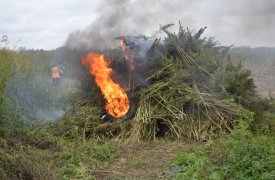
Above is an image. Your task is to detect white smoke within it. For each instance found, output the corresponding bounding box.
[65,0,275,49]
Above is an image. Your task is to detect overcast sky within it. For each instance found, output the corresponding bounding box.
[0,0,101,49]
[1,0,274,49]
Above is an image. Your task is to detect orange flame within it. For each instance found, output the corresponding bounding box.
[82,53,130,118]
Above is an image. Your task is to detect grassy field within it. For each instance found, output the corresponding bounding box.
[1,126,274,179]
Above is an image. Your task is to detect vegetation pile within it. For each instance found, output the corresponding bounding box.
[60,24,271,142]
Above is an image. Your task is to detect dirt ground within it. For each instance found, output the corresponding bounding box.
[92,139,199,179]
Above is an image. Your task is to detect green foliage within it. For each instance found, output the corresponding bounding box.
[0,127,114,179]
[0,127,8,138]
[83,140,114,161]
[226,69,256,102]
[130,25,252,141]
[0,137,37,180]
[224,130,274,179]
[0,35,29,129]
[161,25,275,137]
[55,138,113,179]
[166,149,210,179]
[228,47,275,131]
[0,36,13,124]
[53,124,114,178]
[5,54,77,126]
[0,43,85,128]
[166,128,275,179]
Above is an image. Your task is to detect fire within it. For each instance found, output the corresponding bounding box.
[82,53,130,118]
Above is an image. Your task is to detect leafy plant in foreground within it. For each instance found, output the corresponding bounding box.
[166,127,275,179]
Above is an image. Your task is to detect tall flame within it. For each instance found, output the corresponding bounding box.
[82,53,130,118]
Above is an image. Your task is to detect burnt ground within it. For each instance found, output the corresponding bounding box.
[92,139,200,179]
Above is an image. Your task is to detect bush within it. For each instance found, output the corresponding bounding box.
[0,35,30,129]
[224,129,274,179]
[166,148,210,179]
[0,128,8,138]
[166,128,275,179]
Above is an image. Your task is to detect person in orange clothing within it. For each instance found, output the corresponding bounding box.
[51,66,60,86]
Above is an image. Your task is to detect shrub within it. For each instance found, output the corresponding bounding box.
[166,148,210,179]
[223,129,275,179]
[166,128,275,179]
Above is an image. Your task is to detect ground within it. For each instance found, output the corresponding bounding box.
[0,132,202,179]
[92,139,200,179]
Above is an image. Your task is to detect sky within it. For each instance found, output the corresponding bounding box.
[0,0,101,49]
[1,0,274,50]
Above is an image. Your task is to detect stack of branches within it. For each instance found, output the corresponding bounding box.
[55,92,133,140]
[128,57,250,142]
[125,25,251,142]
[57,25,252,142]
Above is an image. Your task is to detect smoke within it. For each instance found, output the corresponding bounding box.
[5,48,85,124]
[65,0,275,49]
[212,0,275,46]
[65,0,201,50]
[63,0,275,102]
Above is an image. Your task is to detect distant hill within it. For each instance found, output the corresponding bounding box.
[250,64,275,97]
[230,47,275,97]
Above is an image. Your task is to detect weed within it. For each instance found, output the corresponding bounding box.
[166,128,275,179]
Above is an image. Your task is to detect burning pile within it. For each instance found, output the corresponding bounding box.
[74,24,252,142]
[82,53,130,118]
[81,35,154,120]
